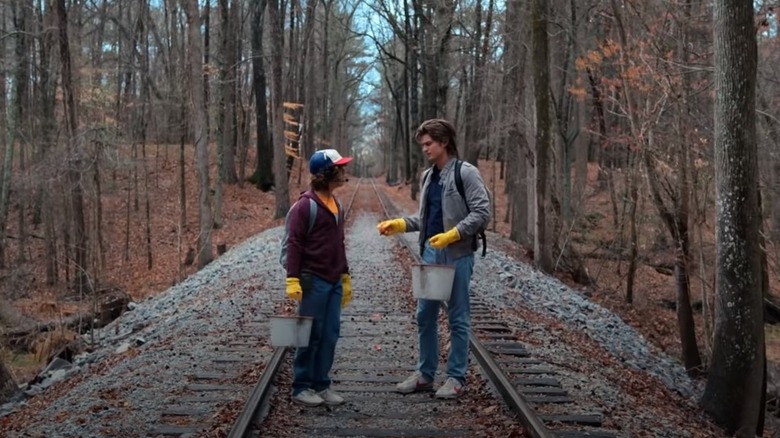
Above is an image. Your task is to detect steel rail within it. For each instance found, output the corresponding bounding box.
[470,333,554,438]
[227,347,287,438]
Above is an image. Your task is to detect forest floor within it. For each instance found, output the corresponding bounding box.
[1,145,779,429]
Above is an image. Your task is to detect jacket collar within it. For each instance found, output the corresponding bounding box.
[438,157,458,176]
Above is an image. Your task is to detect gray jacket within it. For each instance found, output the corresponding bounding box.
[403,158,491,259]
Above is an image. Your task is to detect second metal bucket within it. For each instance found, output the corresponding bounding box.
[411,264,455,301]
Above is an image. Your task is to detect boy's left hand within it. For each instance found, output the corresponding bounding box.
[341,274,352,308]
[429,227,460,249]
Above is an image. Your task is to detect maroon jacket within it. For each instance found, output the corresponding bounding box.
[283,190,348,284]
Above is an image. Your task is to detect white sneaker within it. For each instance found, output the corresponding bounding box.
[396,371,433,394]
[293,389,324,406]
[318,388,345,405]
[435,377,464,399]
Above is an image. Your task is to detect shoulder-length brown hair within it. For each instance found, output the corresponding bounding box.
[415,119,459,158]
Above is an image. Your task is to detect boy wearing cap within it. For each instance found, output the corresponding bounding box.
[283,148,353,407]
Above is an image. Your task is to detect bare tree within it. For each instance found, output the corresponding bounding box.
[218,0,239,185]
[214,0,240,228]
[0,0,18,269]
[183,0,213,268]
[462,0,494,166]
[139,0,153,270]
[531,0,553,273]
[269,0,290,219]
[249,0,274,191]
[56,0,89,292]
[701,0,764,435]
[299,0,318,161]
[503,0,531,247]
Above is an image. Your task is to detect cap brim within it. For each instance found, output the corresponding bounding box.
[334,156,353,166]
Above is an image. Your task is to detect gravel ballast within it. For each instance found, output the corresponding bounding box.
[1,213,721,437]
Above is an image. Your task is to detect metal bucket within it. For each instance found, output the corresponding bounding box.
[270,316,313,347]
[411,264,455,301]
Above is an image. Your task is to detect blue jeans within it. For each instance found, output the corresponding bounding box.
[292,273,342,395]
[416,243,474,385]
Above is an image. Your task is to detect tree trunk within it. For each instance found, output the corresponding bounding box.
[90,0,108,87]
[4,0,31,267]
[124,171,131,262]
[183,0,213,268]
[203,0,211,129]
[214,0,225,229]
[56,0,88,293]
[43,188,57,285]
[269,0,290,219]
[237,102,249,187]
[315,0,330,147]
[552,0,577,223]
[33,0,56,228]
[179,93,187,232]
[140,0,153,270]
[93,143,106,274]
[0,359,16,404]
[142,142,153,270]
[504,0,530,247]
[573,83,588,214]
[625,170,638,304]
[219,0,239,185]
[299,0,317,161]
[249,0,274,192]
[0,76,14,269]
[531,0,552,273]
[701,1,764,435]
[671,0,702,373]
[587,69,612,194]
[409,10,421,199]
[462,0,484,165]
[286,0,299,102]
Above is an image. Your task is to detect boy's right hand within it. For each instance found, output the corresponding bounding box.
[286,277,303,301]
[377,218,406,236]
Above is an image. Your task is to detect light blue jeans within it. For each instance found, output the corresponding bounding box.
[292,273,342,395]
[416,243,474,385]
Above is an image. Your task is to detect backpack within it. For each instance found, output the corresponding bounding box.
[422,160,488,257]
[279,198,318,268]
[279,196,343,268]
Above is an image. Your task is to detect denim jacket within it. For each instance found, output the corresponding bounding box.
[403,158,491,259]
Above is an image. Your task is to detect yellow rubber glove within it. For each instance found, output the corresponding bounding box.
[286,277,303,301]
[377,218,406,236]
[341,274,352,309]
[429,227,461,249]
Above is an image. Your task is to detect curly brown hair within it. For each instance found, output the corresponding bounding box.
[415,119,459,158]
[311,172,331,191]
[310,165,342,191]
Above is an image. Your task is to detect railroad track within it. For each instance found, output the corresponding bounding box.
[223,177,621,438]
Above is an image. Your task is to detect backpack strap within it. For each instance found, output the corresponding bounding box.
[308,198,317,233]
[455,160,487,257]
[454,160,465,199]
[280,197,318,268]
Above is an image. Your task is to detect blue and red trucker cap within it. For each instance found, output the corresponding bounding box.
[309,149,353,175]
